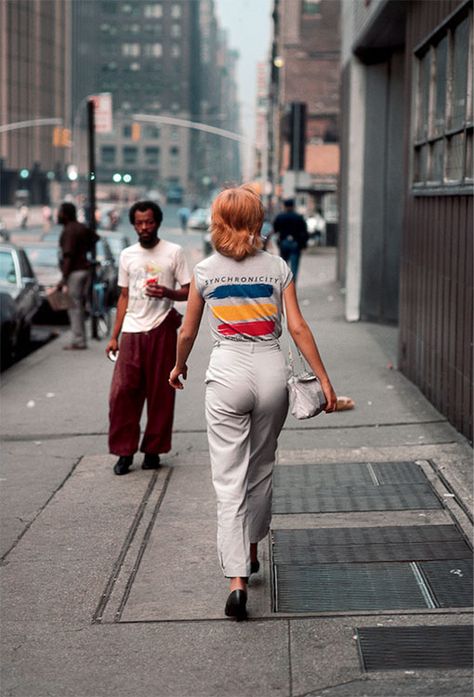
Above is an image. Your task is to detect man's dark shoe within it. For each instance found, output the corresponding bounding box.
[250,560,260,575]
[113,455,133,476]
[142,453,161,470]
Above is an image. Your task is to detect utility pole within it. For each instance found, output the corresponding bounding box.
[87,98,98,339]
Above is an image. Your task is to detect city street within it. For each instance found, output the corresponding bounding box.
[1,244,472,697]
[0,203,208,369]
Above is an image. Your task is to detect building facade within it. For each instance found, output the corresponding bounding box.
[0,0,70,204]
[71,0,240,201]
[269,0,340,227]
[338,0,473,440]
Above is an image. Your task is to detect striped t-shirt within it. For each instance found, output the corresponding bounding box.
[194,250,293,342]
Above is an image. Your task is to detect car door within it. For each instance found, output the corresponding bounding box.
[17,249,41,323]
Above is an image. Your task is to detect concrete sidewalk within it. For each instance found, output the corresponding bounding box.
[1,249,472,697]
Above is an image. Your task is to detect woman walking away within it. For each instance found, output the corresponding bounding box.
[169,185,337,620]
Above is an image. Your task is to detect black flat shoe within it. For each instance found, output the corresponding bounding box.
[225,589,247,621]
[250,560,260,575]
[142,453,160,470]
[113,455,133,476]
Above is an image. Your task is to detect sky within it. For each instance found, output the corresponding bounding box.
[215,0,273,177]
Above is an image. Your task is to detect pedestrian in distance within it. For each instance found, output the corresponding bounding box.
[273,198,309,280]
[57,201,99,350]
[17,204,29,229]
[106,200,191,476]
[169,185,337,620]
[178,205,190,232]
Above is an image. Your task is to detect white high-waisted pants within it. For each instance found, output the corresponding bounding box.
[205,340,289,577]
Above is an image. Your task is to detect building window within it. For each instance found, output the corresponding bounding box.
[123,124,132,138]
[145,43,162,57]
[144,4,162,18]
[122,43,140,56]
[123,146,138,165]
[302,0,321,16]
[144,125,160,138]
[170,146,179,160]
[171,44,181,58]
[412,5,473,190]
[145,147,160,165]
[171,24,181,38]
[101,146,116,164]
[171,4,182,19]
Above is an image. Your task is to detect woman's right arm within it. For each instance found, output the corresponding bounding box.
[169,278,205,389]
[105,287,128,356]
[283,281,337,412]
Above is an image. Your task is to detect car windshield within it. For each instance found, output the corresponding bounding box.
[24,246,59,267]
[0,250,17,284]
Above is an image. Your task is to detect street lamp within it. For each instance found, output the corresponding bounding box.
[112,173,122,183]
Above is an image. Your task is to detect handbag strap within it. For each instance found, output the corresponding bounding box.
[283,311,310,377]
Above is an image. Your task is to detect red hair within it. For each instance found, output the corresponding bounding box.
[210,184,264,260]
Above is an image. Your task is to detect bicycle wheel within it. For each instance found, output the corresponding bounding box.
[96,310,111,340]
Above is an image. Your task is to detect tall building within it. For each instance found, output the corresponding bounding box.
[71,0,240,200]
[269,0,340,229]
[0,0,70,204]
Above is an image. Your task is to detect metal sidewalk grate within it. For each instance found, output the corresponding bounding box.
[356,625,474,671]
[419,559,474,608]
[272,526,473,613]
[272,483,441,513]
[272,462,442,513]
[272,525,472,565]
[274,563,429,612]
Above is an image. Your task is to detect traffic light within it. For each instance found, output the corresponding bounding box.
[61,128,71,147]
[53,127,62,147]
[288,102,306,171]
[52,127,71,147]
[131,123,141,141]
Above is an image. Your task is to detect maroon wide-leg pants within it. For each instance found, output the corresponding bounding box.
[108,310,181,456]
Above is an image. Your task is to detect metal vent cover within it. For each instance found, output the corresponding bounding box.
[356,625,473,671]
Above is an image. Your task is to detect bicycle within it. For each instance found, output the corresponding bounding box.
[90,278,111,340]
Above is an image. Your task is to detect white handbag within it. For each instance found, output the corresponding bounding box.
[286,339,327,420]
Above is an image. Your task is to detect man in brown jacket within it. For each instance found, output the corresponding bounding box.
[57,202,99,350]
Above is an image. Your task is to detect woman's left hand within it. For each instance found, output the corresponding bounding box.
[321,380,337,413]
[169,364,188,390]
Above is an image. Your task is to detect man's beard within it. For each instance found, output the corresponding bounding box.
[139,236,158,249]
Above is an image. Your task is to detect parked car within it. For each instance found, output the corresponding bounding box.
[22,242,64,322]
[27,236,119,310]
[166,185,184,204]
[0,242,41,367]
[188,208,211,230]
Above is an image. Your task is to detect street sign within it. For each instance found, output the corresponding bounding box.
[90,93,113,133]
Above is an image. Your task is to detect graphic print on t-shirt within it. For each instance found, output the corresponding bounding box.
[129,261,163,302]
[207,283,277,337]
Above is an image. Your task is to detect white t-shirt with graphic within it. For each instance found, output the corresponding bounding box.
[194,250,293,342]
[118,239,191,333]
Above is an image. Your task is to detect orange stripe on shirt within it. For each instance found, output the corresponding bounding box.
[211,303,277,322]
